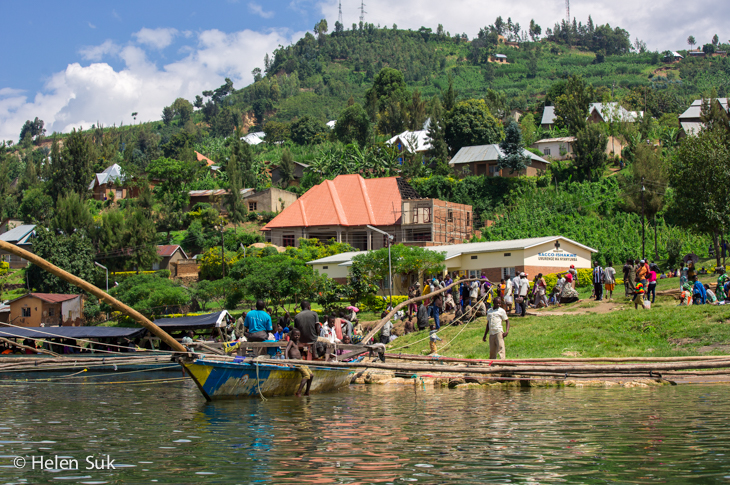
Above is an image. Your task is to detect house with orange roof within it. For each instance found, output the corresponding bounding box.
[262,174,473,250]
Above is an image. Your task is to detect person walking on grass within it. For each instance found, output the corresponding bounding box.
[592,261,605,301]
[482,297,510,359]
[633,282,647,309]
[429,324,442,354]
[604,261,616,300]
[647,265,658,304]
[518,272,530,317]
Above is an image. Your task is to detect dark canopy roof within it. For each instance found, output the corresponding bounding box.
[153,311,231,331]
[0,326,146,340]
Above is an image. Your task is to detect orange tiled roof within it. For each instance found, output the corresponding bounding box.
[196,151,215,166]
[262,174,403,230]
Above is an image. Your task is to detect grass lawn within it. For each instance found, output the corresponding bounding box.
[0,269,27,302]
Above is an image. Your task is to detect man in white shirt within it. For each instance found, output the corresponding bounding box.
[505,276,514,312]
[518,272,530,317]
[604,261,617,300]
[482,297,510,359]
[511,274,521,314]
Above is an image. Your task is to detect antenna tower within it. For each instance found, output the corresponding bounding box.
[338,0,343,25]
[565,0,570,23]
[359,0,366,23]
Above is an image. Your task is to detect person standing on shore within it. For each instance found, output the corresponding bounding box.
[592,261,605,301]
[483,297,510,359]
[627,259,637,297]
[604,261,616,300]
[647,265,658,304]
[518,272,530,317]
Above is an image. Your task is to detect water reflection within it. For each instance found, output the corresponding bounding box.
[1,374,730,483]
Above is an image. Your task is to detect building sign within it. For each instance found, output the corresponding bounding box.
[537,249,578,262]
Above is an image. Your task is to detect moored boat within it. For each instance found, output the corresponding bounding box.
[183,356,353,400]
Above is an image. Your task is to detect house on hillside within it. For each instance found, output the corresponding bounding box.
[387,130,432,163]
[449,144,550,177]
[261,174,473,249]
[188,188,255,211]
[242,132,265,145]
[0,224,36,269]
[196,151,220,175]
[678,97,729,137]
[89,164,138,201]
[541,103,642,129]
[9,293,84,327]
[531,136,625,160]
[491,54,508,63]
[242,187,298,213]
[154,245,189,271]
[0,219,24,235]
[270,161,309,187]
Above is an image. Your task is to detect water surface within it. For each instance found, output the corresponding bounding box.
[1,373,730,484]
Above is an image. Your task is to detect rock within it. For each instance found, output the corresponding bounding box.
[447,378,466,388]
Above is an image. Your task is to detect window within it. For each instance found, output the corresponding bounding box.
[489,165,500,177]
[448,209,453,222]
[469,270,478,278]
[48,308,55,317]
[322,266,328,270]
[22,307,31,317]
[470,255,478,260]
[466,212,471,226]
[116,189,123,199]
[423,207,431,223]
[152,262,160,270]
[543,148,551,156]
[282,235,295,247]
[476,164,487,176]
[249,202,257,212]
[412,207,418,223]
[504,253,511,257]
[503,267,516,279]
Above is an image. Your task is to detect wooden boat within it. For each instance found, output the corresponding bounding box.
[183,356,354,401]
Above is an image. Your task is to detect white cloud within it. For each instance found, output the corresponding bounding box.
[79,40,120,61]
[248,2,275,19]
[318,0,730,51]
[133,27,179,49]
[0,29,297,141]
[88,22,96,29]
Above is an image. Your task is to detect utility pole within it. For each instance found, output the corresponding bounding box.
[217,225,225,278]
[565,0,570,23]
[641,177,646,260]
[367,225,394,307]
[359,0,366,24]
[94,262,108,292]
[338,0,343,26]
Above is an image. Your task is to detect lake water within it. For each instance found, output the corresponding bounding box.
[1,373,730,484]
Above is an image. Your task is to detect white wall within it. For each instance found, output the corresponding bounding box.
[523,241,593,269]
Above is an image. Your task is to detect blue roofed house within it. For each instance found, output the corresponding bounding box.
[0,224,36,269]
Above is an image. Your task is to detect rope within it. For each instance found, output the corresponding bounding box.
[253,357,267,401]
[0,377,188,386]
[389,291,490,352]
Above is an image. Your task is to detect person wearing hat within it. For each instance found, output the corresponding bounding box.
[518,272,530,317]
[636,259,648,290]
[633,282,647,309]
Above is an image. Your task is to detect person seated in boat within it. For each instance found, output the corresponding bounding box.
[319,315,341,361]
[337,335,351,357]
[244,300,273,342]
[294,301,320,345]
[285,329,313,397]
[277,312,292,331]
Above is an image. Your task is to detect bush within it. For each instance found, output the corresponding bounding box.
[360,294,409,313]
[0,261,9,277]
[576,268,592,287]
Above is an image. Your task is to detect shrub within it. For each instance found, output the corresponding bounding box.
[576,268,592,287]
[0,261,9,277]
[360,294,409,313]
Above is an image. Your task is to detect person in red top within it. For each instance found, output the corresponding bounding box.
[647,266,658,304]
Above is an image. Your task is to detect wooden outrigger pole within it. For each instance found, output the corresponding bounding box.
[0,240,187,353]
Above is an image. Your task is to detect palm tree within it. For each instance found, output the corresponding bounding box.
[687,35,696,51]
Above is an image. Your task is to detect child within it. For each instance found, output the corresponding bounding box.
[285,329,313,397]
[633,282,647,309]
[429,324,442,354]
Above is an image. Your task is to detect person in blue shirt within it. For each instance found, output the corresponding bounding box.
[692,276,707,305]
[244,300,273,341]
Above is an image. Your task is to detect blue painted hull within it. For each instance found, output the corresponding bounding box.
[183,359,354,400]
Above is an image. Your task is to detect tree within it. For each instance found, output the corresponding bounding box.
[669,131,730,266]
[365,67,409,119]
[441,73,457,111]
[334,103,371,147]
[445,99,504,155]
[263,121,290,145]
[351,245,446,289]
[278,148,296,187]
[28,229,97,294]
[712,34,720,46]
[290,116,328,145]
[573,123,608,181]
[229,126,259,189]
[105,273,190,315]
[426,98,449,165]
[519,113,538,147]
[50,128,93,202]
[529,20,542,41]
[51,192,93,236]
[124,207,160,272]
[162,106,174,126]
[553,76,592,135]
[19,117,45,144]
[19,188,53,223]
[497,121,532,174]
[687,35,696,50]
[171,98,194,124]
[225,151,247,226]
[193,278,234,310]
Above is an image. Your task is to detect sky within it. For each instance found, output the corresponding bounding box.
[0,0,727,142]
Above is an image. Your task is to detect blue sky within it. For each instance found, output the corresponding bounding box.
[1,0,726,141]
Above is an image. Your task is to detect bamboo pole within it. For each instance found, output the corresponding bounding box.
[252,357,730,375]
[0,240,187,354]
[362,277,481,343]
[384,353,730,364]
